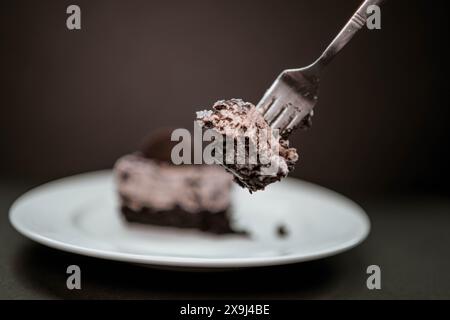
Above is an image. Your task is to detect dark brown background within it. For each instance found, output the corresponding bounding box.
[1,0,448,196]
[1,0,450,300]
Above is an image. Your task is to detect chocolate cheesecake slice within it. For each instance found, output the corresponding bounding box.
[114,131,241,234]
[196,99,298,192]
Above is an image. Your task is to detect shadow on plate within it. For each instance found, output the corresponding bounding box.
[13,242,350,299]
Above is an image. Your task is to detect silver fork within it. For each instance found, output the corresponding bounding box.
[257,0,384,137]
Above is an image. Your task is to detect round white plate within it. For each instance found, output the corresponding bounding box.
[9,171,369,270]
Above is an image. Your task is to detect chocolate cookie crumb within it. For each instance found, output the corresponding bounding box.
[277,224,289,238]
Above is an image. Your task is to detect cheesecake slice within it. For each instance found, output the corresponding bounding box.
[114,130,243,234]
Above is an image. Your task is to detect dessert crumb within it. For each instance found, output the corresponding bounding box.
[277,224,289,238]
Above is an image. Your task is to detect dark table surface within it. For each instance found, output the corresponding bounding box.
[1,180,449,299]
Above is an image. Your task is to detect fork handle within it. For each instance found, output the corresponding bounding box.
[313,0,384,70]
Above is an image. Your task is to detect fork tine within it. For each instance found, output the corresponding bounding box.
[257,70,317,135]
[285,113,303,132]
[257,96,275,116]
[286,110,313,132]
[271,104,297,132]
[257,81,281,114]
[264,99,285,123]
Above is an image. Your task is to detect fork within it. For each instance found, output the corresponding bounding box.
[257,0,384,137]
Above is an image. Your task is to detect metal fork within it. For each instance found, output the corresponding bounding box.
[257,0,384,137]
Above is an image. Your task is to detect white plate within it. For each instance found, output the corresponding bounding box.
[9,171,369,270]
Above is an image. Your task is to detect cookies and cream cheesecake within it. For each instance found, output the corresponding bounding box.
[114,130,243,234]
[196,99,299,192]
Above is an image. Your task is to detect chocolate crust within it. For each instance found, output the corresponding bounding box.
[121,205,244,235]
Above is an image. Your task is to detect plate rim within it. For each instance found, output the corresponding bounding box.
[9,170,371,268]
